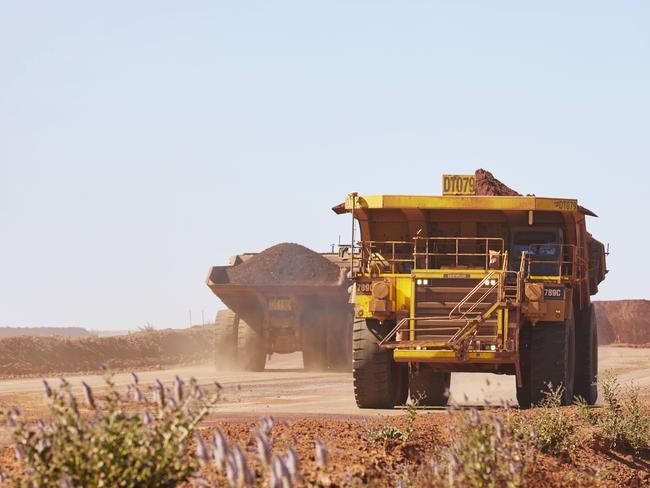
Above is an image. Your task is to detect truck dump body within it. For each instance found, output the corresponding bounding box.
[206,244,353,371]
[206,264,349,354]
[336,173,607,409]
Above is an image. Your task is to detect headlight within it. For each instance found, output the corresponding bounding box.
[415,279,429,286]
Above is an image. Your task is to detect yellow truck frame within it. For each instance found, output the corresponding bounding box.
[334,191,607,408]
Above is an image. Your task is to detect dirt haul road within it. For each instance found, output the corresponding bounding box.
[0,346,648,422]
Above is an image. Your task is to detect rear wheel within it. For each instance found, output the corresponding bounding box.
[302,325,327,371]
[574,304,598,405]
[520,315,576,407]
[237,318,267,371]
[214,309,238,371]
[409,365,450,406]
[353,319,407,408]
[325,311,353,371]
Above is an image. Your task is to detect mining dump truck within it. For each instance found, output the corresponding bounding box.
[206,243,353,371]
[333,173,607,408]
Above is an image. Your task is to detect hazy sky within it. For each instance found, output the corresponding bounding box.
[1,1,648,330]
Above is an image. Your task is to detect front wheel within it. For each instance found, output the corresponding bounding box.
[519,314,575,408]
[353,319,407,408]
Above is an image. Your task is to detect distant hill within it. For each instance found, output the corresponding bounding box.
[0,327,90,338]
[594,299,650,345]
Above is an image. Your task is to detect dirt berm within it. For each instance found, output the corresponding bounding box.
[0,327,89,338]
[226,242,340,285]
[0,326,215,379]
[595,299,650,346]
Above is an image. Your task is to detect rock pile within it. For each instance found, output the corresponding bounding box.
[475,169,521,196]
[226,243,340,285]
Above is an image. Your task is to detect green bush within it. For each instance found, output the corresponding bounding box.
[423,408,528,488]
[364,424,407,442]
[364,402,418,443]
[2,372,220,487]
[515,385,578,456]
[588,373,650,453]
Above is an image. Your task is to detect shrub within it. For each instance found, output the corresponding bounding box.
[515,385,578,456]
[423,408,528,488]
[364,424,407,442]
[363,402,418,443]
[2,372,220,487]
[590,373,650,453]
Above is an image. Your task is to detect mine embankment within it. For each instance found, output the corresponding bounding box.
[595,299,650,346]
[0,327,89,338]
[0,326,215,378]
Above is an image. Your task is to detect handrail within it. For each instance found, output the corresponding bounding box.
[448,270,499,321]
[448,252,509,321]
[378,303,502,355]
[352,236,506,276]
[521,244,584,282]
[413,236,505,271]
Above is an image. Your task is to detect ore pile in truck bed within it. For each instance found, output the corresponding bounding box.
[225,243,340,285]
[475,168,521,196]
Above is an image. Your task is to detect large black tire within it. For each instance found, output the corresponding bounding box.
[574,304,598,405]
[353,319,408,408]
[516,322,532,408]
[237,318,267,371]
[409,366,450,407]
[520,315,576,407]
[302,325,327,371]
[214,310,238,371]
[325,312,354,371]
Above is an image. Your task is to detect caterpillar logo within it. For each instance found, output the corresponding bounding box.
[442,174,476,195]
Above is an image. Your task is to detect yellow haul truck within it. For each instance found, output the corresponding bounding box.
[333,175,607,409]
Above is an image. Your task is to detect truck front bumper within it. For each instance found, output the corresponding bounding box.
[393,349,518,364]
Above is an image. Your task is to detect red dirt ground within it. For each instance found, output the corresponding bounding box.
[3,410,648,486]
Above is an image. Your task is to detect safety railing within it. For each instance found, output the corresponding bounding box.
[355,240,414,275]
[521,244,585,282]
[414,237,505,271]
[352,237,506,276]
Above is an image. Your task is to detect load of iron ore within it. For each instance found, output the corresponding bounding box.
[226,243,341,285]
[475,169,521,196]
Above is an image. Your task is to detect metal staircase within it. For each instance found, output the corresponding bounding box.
[380,253,519,358]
